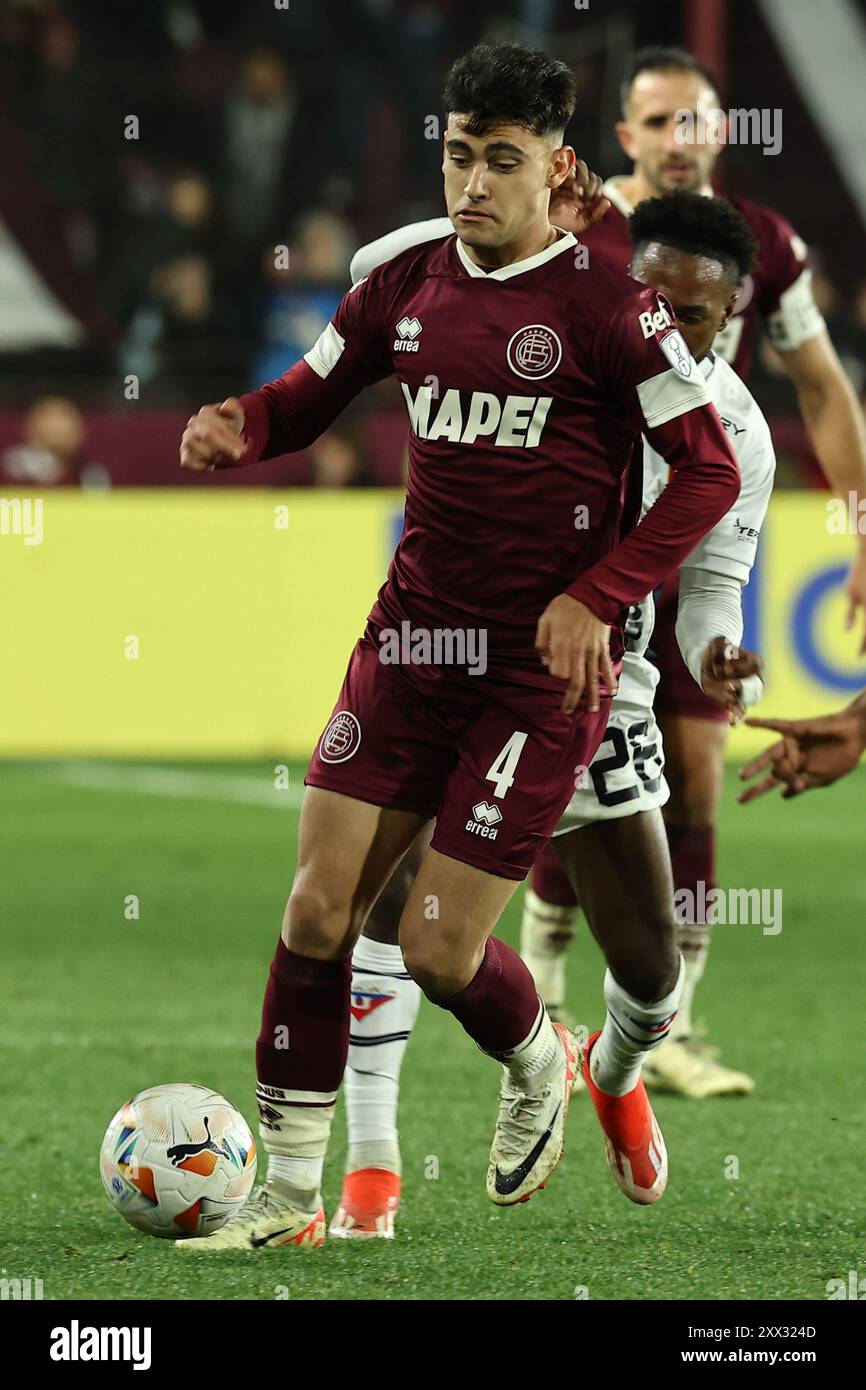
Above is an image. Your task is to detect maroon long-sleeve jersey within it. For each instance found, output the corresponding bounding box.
[238,230,739,672]
[580,179,825,378]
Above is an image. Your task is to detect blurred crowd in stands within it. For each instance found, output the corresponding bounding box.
[2,0,866,489]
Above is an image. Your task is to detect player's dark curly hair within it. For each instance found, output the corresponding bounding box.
[629,191,759,283]
[442,43,577,139]
[620,46,719,114]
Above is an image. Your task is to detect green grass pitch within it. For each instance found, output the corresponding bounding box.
[1,760,863,1301]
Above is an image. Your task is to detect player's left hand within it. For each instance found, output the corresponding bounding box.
[535,593,617,714]
[699,636,763,724]
[549,159,611,236]
[843,546,866,655]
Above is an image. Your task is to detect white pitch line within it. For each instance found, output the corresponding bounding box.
[33,762,305,809]
[0,1032,252,1051]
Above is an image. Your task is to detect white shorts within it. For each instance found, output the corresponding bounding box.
[554,655,669,833]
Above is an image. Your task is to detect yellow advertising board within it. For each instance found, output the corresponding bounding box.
[1,489,863,760]
[0,490,401,758]
[730,492,866,759]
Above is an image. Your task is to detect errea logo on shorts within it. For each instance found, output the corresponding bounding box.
[465,801,502,839]
[394,317,422,352]
[319,711,362,763]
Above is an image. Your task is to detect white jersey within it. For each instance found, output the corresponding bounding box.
[559,351,775,829]
[617,349,775,707]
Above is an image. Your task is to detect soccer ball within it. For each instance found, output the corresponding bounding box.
[99,1083,257,1239]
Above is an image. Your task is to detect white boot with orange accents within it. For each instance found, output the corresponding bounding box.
[176,1185,325,1252]
[486,1014,578,1206]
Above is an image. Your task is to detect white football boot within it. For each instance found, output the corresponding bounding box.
[642,1030,754,1099]
[175,1185,324,1252]
[486,1022,578,1206]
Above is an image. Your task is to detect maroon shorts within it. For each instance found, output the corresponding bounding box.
[306,631,612,881]
[652,572,728,725]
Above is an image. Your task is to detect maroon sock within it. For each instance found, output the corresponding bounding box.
[531,840,579,909]
[665,823,715,924]
[255,938,351,1093]
[433,936,541,1057]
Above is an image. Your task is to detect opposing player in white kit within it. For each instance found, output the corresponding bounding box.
[331,189,773,1234]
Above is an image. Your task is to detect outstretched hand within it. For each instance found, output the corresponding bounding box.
[738,706,866,802]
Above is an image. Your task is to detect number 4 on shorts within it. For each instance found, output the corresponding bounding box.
[485,731,528,799]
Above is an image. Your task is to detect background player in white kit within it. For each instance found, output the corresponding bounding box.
[332,189,772,1235]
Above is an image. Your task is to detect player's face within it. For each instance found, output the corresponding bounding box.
[443,114,574,257]
[617,72,721,194]
[631,242,738,361]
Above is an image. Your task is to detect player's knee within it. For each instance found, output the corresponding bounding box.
[401,935,479,1001]
[284,877,358,957]
[400,940,440,995]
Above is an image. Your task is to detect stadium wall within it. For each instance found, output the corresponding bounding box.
[2,490,864,761]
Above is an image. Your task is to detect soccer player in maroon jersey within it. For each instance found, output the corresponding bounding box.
[176,42,739,1252]
[522,46,866,1097]
[332,189,768,1237]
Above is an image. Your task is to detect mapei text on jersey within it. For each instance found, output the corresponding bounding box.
[401,383,553,448]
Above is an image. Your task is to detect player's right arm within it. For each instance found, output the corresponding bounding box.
[674,388,777,717]
[180,275,394,473]
[547,289,741,713]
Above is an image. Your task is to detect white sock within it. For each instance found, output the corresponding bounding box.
[266,1154,324,1212]
[256,1081,337,1211]
[344,935,421,1175]
[591,957,686,1096]
[504,1001,560,1085]
[520,888,580,1010]
[670,927,710,1040]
